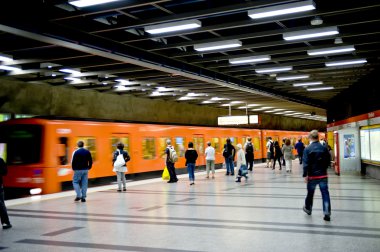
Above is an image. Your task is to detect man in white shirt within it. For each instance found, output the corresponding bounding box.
[266,137,274,168]
[205,141,215,179]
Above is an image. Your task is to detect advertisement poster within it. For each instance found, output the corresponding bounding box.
[344,134,355,158]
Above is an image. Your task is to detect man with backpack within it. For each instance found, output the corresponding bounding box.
[0,157,12,229]
[223,138,236,176]
[244,137,254,171]
[165,140,178,183]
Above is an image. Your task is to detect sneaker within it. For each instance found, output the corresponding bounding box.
[323,215,331,221]
[225,173,230,176]
[231,173,234,176]
[81,198,86,202]
[123,188,126,192]
[190,182,194,185]
[74,197,81,202]
[279,168,282,170]
[117,189,122,192]
[167,181,174,183]
[205,176,209,179]
[303,206,312,215]
[2,224,12,229]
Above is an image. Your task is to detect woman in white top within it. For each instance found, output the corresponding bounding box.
[235,144,248,182]
[282,139,294,172]
[204,142,216,179]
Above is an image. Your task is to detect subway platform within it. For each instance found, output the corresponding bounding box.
[1,161,380,252]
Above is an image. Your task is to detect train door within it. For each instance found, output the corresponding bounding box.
[111,134,132,173]
[193,135,205,166]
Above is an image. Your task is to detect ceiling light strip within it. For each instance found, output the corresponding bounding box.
[145,19,201,34]
[255,66,292,73]
[283,26,338,41]
[307,45,355,56]
[194,39,242,52]
[325,59,367,67]
[276,74,309,81]
[229,55,271,64]
[69,0,120,8]
[307,86,334,91]
[248,0,316,19]
[293,81,323,87]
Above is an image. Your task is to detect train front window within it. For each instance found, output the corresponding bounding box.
[0,125,42,164]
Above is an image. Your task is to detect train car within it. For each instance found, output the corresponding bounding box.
[0,118,263,194]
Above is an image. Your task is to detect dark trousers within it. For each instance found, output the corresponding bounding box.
[246,153,254,171]
[273,156,282,169]
[298,152,303,164]
[305,178,331,216]
[0,186,10,225]
[166,162,178,182]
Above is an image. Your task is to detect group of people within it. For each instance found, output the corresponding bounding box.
[0,130,332,231]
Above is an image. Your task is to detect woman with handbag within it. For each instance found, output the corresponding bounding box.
[112,142,130,192]
[282,139,294,173]
[235,144,248,182]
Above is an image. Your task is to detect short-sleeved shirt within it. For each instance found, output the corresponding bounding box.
[205,146,215,160]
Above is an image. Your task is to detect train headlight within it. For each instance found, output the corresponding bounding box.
[30,188,42,195]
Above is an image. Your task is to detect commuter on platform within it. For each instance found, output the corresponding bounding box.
[164,140,178,183]
[272,141,282,170]
[112,142,130,192]
[281,138,287,166]
[295,137,305,164]
[320,138,327,147]
[327,145,335,169]
[185,142,198,185]
[0,157,11,229]
[282,139,294,173]
[266,137,274,168]
[235,144,248,182]
[205,141,215,179]
[303,130,332,221]
[223,138,236,176]
[244,137,254,171]
[71,141,92,202]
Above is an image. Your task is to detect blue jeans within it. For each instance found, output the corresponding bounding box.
[73,170,89,199]
[225,157,234,175]
[187,163,195,182]
[305,178,331,216]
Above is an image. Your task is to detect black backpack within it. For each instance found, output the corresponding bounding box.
[246,142,254,153]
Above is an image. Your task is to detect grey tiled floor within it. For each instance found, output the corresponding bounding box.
[1,161,380,252]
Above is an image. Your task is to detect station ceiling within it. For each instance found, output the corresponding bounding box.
[1,0,379,122]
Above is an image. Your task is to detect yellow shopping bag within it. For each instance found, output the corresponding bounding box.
[162,166,170,181]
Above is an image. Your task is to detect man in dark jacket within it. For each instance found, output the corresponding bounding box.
[302,130,331,221]
[295,137,305,164]
[0,157,12,229]
[72,141,92,202]
[223,138,236,176]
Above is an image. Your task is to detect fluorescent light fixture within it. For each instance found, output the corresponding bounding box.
[59,68,81,75]
[64,77,81,82]
[194,39,242,52]
[255,66,292,73]
[307,86,334,91]
[145,19,201,34]
[229,55,271,64]
[272,109,285,111]
[69,0,119,8]
[264,110,276,113]
[325,59,367,67]
[261,106,274,109]
[202,101,214,104]
[291,112,303,115]
[307,45,355,56]
[211,97,229,101]
[0,65,20,71]
[283,26,338,41]
[276,74,309,81]
[0,53,13,62]
[230,101,245,104]
[248,0,316,19]
[284,111,295,113]
[178,96,197,101]
[293,81,323,87]
[247,104,261,107]
[238,106,249,109]
[252,108,265,111]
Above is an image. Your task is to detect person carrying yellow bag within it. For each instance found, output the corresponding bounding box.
[162,166,170,181]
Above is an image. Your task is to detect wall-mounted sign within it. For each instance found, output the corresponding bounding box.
[249,115,259,124]
[218,116,248,125]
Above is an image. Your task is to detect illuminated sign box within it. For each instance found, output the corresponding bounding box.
[249,115,259,124]
[218,116,248,125]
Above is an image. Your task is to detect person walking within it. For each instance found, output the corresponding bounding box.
[303,130,332,221]
[281,138,287,166]
[205,141,215,179]
[72,141,92,202]
[164,140,178,183]
[272,141,282,170]
[295,137,305,164]
[282,139,294,173]
[223,138,236,176]
[235,144,248,182]
[185,142,198,185]
[0,157,11,229]
[266,137,274,168]
[112,142,130,192]
[244,137,254,171]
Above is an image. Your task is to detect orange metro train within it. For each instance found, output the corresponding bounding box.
[0,118,322,194]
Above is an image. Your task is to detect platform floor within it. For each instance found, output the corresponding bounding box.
[1,161,380,252]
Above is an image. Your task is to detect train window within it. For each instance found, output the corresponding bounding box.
[158,137,171,156]
[77,137,97,161]
[241,137,247,146]
[253,137,261,151]
[175,137,185,157]
[211,137,220,152]
[111,137,130,154]
[221,137,236,146]
[58,137,69,165]
[193,136,204,154]
[142,137,156,160]
[290,137,297,146]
